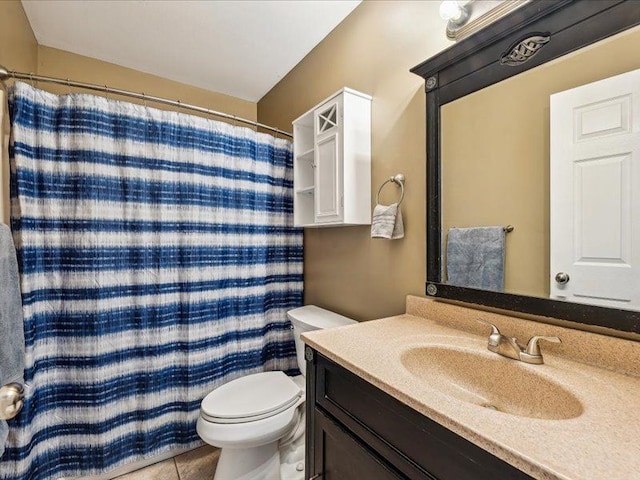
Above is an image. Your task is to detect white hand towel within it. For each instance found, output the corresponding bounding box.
[371,203,404,239]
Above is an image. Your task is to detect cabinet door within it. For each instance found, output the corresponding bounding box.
[312,407,405,480]
[314,132,343,223]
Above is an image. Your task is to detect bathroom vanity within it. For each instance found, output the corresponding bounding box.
[302,296,640,480]
[305,350,531,480]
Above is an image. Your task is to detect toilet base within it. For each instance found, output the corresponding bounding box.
[214,442,280,480]
[279,435,305,480]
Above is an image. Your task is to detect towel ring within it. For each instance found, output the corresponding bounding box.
[376,174,405,206]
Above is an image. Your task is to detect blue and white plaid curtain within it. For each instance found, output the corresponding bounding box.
[1,81,302,480]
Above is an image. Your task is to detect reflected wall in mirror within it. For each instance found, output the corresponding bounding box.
[412,0,640,334]
[441,26,640,309]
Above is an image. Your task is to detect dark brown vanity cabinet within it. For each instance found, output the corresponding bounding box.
[305,349,533,480]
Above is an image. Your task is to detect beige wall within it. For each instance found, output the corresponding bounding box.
[37,46,256,122]
[0,1,38,73]
[257,1,449,320]
[442,26,640,298]
[0,1,256,226]
[258,2,640,320]
[0,0,38,224]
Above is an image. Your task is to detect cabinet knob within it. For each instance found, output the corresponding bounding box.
[555,272,570,285]
[305,346,314,362]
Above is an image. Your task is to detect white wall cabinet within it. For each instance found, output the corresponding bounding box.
[292,88,372,227]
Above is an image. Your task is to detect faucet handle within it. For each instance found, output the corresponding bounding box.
[525,335,562,356]
[476,319,500,333]
[476,319,502,347]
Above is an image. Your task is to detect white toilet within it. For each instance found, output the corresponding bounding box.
[196,305,356,480]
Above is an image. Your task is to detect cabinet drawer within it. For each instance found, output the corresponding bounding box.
[312,407,405,480]
[314,353,532,480]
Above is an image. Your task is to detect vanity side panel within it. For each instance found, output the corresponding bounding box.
[306,347,318,479]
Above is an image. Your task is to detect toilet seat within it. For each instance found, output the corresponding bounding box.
[201,371,302,424]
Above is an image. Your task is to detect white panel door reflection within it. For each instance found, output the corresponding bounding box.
[550,68,640,310]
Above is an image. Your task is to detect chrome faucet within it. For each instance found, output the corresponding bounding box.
[477,319,561,365]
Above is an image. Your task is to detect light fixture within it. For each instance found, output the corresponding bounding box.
[439,1,469,26]
[439,1,530,42]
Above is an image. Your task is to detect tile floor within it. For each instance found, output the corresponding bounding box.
[114,445,220,480]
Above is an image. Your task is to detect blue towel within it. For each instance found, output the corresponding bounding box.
[446,226,505,292]
[0,223,24,458]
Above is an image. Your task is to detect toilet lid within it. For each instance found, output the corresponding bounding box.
[201,371,302,424]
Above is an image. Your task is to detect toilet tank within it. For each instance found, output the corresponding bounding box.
[287,305,356,376]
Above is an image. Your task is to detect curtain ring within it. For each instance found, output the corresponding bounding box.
[66,78,71,95]
[142,92,146,107]
[376,174,405,206]
[29,72,34,87]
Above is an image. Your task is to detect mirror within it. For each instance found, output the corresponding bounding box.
[412,1,640,334]
[442,25,640,302]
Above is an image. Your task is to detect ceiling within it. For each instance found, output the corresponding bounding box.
[21,0,361,102]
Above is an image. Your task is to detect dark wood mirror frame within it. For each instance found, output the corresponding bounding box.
[411,0,640,334]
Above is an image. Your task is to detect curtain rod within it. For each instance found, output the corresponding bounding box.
[0,65,292,138]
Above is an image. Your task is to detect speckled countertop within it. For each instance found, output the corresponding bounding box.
[301,296,640,480]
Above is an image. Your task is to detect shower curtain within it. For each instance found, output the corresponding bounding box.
[0,82,302,480]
